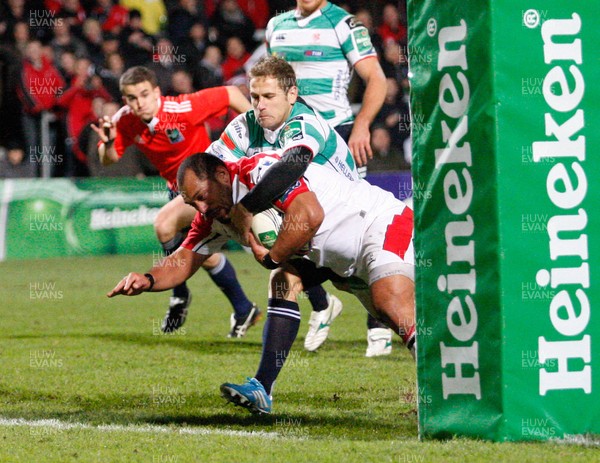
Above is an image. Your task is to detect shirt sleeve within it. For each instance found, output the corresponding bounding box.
[273,177,311,212]
[186,87,230,126]
[336,15,378,66]
[277,115,323,157]
[206,113,251,161]
[113,115,134,157]
[265,17,274,54]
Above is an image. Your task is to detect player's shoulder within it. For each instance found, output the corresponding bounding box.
[239,152,280,175]
[321,3,352,26]
[162,94,193,113]
[288,99,320,126]
[268,9,295,30]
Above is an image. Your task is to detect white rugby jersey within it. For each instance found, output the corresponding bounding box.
[182,153,409,278]
[266,2,378,128]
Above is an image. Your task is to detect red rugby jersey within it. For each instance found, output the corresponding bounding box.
[112,86,229,189]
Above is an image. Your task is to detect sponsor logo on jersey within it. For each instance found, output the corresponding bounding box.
[304,50,323,57]
[278,180,302,204]
[275,33,286,41]
[233,121,243,139]
[280,121,304,144]
[353,27,373,55]
[166,128,185,144]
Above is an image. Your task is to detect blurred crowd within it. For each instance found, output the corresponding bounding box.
[0,0,411,179]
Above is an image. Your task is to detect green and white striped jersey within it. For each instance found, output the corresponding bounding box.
[265,2,377,128]
[208,98,359,181]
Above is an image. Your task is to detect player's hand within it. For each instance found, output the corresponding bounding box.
[229,203,253,245]
[107,272,151,297]
[91,116,116,144]
[348,122,373,167]
[247,233,270,268]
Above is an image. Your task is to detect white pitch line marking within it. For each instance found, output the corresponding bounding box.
[0,417,283,439]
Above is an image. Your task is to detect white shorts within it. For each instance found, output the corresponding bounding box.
[355,205,414,286]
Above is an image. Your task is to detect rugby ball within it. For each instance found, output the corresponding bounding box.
[251,209,282,249]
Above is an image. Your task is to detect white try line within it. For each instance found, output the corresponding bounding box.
[0,417,284,439]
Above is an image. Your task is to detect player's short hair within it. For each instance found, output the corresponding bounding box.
[249,55,297,93]
[119,66,158,92]
[177,153,227,187]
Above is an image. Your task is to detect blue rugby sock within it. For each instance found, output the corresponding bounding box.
[207,254,252,319]
[255,299,301,395]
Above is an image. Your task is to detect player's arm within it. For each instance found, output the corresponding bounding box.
[229,145,313,240]
[225,85,252,114]
[107,247,207,297]
[240,145,312,213]
[248,191,324,268]
[91,115,119,166]
[349,57,387,166]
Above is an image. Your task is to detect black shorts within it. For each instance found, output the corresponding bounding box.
[287,258,347,289]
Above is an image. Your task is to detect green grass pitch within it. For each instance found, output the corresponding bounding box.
[0,252,597,462]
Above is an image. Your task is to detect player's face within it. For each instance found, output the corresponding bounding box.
[250,76,298,131]
[121,81,160,123]
[181,168,233,222]
[297,0,327,16]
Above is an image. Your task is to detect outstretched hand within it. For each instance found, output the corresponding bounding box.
[91,115,116,144]
[107,272,151,297]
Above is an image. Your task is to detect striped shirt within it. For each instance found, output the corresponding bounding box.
[208,98,358,181]
[266,2,377,128]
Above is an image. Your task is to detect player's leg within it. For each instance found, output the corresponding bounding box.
[334,122,387,356]
[357,205,415,358]
[370,274,416,359]
[366,314,394,357]
[155,195,259,335]
[154,195,196,333]
[201,251,261,338]
[220,266,304,414]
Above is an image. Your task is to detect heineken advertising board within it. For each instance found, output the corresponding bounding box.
[408,1,598,441]
[0,177,169,260]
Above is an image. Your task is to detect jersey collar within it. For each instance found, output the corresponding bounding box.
[146,96,163,134]
[294,2,329,27]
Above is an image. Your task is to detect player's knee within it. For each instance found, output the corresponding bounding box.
[269,269,302,301]
[154,209,177,241]
[201,253,221,270]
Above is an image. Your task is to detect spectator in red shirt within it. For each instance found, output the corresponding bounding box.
[17,40,65,174]
[90,0,129,35]
[377,3,406,45]
[221,36,249,82]
[57,56,112,175]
